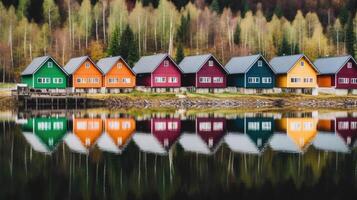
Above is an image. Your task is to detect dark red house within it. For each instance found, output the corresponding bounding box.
[315,55,357,91]
[133,53,182,92]
[179,54,228,92]
[336,117,357,148]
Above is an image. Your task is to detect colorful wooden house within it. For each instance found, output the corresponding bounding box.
[133,53,182,92]
[21,56,68,91]
[133,117,181,154]
[21,116,67,154]
[64,117,103,154]
[64,56,103,93]
[179,117,226,155]
[179,54,227,93]
[97,56,136,93]
[270,54,319,95]
[97,118,136,154]
[335,117,357,148]
[225,116,274,154]
[225,54,276,93]
[314,55,357,95]
[270,117,317,153]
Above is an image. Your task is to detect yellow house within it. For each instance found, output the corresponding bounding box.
[270,54,319,93]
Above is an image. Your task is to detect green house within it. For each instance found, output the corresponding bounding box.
[225,54,276,89]
[22,117,68,154]
[21,56,68,89]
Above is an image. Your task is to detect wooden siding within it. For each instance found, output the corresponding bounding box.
[105,118,135,147]
[245,58,275,88]
[317,75,335,87]
[151,57,181,88]
[104,60,136,88]
[73,118,103,147]
[227,74,245,87]
[72,58,103,88]
[196,58,226,88]
[335,58,357,89]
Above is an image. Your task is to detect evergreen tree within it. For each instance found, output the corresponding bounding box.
[176,13,190,45]
[273,5,283,18]
[233,23,241,45]
[119,25,139,67]
[210,0,220,14]
[175,42,184,63]
[127,38,139,67]
[107,26,120,56]
[339,6,349,25]
[278,35,290,56]
[345,15,356,56]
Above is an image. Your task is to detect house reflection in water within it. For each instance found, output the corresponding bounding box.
[21,116,67,154]
[179,117,226,155]
[270,116,317,153]
[225,115,274,154]
[64,117,103,154]
[133,117,181,155]
[97,117,136,154]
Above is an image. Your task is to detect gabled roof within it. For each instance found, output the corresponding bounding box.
[63,133,89,154]
[312,132,349,153]
[132,133,167,155]
[270,54,319,74]
[96,133,123,154]
[133,53,180,74]
[22,132,52,154]
[225,54,275,74]
[314,55,355,74]
[224,133,261,154]
[97,56,135,75]
[269,132,304,153]
[21,55,67,76]
[179,54,228,74]
[64,56,103,75]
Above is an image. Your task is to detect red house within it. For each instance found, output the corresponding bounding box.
[179,54,228,93]
[314,55,357,95]
[336,117,357,148]
[132,53,182,92]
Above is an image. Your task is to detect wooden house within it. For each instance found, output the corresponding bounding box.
[133,53,182,92]
[225,54,276,93]
[64,56,103,93]
[97,56,136,93]
[179,54,227,93]
[270,54,319,94]
[314,55,357,95]
[21,56,68,91]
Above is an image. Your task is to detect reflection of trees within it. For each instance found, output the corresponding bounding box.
[0,123,356,199]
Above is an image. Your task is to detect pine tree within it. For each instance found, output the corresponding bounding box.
[175,42,184,63]
[210,0,220,14]
[107,26,120,56]
[345,15,356,56]
[278,35,290,56]
[119,25,139,67]
[233,23,241,45]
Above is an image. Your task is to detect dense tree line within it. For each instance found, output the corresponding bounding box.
[0,0,356,83]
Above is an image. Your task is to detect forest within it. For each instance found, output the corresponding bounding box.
[0,0,356,82]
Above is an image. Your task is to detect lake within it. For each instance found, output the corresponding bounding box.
[0,109,356,199]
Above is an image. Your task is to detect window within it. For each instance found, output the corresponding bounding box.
[117,63,123,68]
[93,78,99,83]
[168,122,178,130]
[347,62,352,69]
[155,122,166,131]
[199,77,211,83]
[122,121,131,129]
[199,122,211,131]
[304,77,313,83]
[291,77,301,83]
[338,121,349,130]
[163,60,169,67]
[350,122,357,130]
[303,122,313,130]
[53,122,64,130]
[53,78,63,84]
[301,61,304,67]
[208,60,214,67]
[338,78,349,84]
[88,121,99,130]
[77,78,83,83]
[213,77,223,83]
[213,122,223,131]
[262,122,271,130]
[48,62,53,68]
[122,78,131,83]
[168,77,177,83]
[85,62,90,68]
[109,121,120,130]
[290,122,301,131]
[155,77,166,83]
[258,60,263,67]
[109,78,118,83]
[77,122,87,130]
[351,78,357,84]
[248,122,260,131]
[37,77,51,84]
[38,122,51,131]
[248,77,260,83]
[262,77,272,84]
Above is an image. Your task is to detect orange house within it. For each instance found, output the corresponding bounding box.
[73,118,103,147]
[97,56,136,93]
[64,56,103,93]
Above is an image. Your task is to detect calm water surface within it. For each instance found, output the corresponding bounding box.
[0,109,356,199]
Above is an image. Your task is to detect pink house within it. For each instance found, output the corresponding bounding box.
[179,54,228,92]
[133,53,182,92]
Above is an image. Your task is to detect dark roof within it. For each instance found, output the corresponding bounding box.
[270,54,319,74]
[225,54,275,74]
[21,56,67,76]
[133,53,178,74]
[314,55,355,74]
[179,54,227,74]
[64,56,102,75]
[97,56,134,75]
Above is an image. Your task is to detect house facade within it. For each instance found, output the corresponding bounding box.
[64,56,103,93]
[270,54,319,95]
[133,53,182,92]
[21,56,68,91]
[225,54,276,93]
[179,54,227,93]
[97,56,136,93]
[314,55,357,95]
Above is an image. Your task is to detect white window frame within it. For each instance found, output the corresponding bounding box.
[122,78,131,83]
[155,122,166,131]
[48,62,53,68]
[248,122,260,131]
[351,122,357,130]
[338,121,349,130]
[117,63,123,68]
[53,122,64,130]
[257,60,263,67]
[77,78,83,83]
[262,77,272,84]
[351,78,357,84]
[213,122,223,131]
[109,121,120,130]
[163,60,169,67]
[53,78,63,84]
[37,77,51,84]
[85,62,90,69]
[199,77,211,83]
[261,122,271,130]
[213,77,223,83]
[291,77,301,83]
[168,122,178,130]
[338,78,349,84]
[301,61,304,67]
[248,77,260,84]
[155,77,166,83]
[347,62,352,69]
[208,60,214,67]
[199,122,211,131]
[168,77,178,83]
